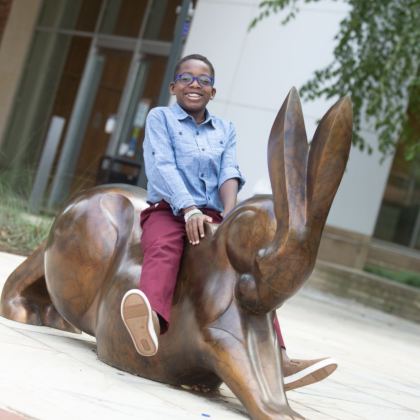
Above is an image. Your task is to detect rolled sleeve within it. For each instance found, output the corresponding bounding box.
[218,123,246,191]
[144,110,196,214]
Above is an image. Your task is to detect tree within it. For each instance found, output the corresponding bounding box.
[250,0,420,160]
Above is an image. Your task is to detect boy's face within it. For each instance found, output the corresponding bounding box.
[170,59,216,117]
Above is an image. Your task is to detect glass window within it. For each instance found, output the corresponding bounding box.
[374,145,420,249]
[37,0,66,28]
[37,0,102,32]
[69,47,133,195]
[0,32,91,187]
[99,0,148,38]
[3,0,194,204]
[143,0,183,41]
[117,54,168,154]
[73,0,103,32]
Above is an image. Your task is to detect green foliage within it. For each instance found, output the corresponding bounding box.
[0,171,53,255]
[364,264,420,289]
[250,0,420,159]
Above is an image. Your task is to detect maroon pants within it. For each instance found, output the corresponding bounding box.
[139,200,285,348]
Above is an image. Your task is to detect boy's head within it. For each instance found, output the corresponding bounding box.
[170,54,216,119]
[173,54,215,82]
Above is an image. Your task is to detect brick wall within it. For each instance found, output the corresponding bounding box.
[0,0,13,47]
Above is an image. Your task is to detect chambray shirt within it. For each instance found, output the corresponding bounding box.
[143,102,245,216]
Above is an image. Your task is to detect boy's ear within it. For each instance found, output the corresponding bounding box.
[210,87,216,100]
[169,82,176,96]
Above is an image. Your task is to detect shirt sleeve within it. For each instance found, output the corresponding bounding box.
[218,122,246,191]
[143,109,196,214]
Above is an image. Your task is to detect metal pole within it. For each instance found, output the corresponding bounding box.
[29,116,65,214]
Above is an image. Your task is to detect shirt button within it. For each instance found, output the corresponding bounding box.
[202,148,205,151]
[179,131,182,135]
[152,152,155,155]
[201,173,204,177]
[220,141,223,144]
[196,131,199,135]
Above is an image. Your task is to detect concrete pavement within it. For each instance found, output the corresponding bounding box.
[0,251,419,420]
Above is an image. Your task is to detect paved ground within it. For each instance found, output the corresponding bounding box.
[0,251,419,420]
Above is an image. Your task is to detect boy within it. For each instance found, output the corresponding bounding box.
[121,54,337,390]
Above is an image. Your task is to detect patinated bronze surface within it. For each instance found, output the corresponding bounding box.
[0,88,352,420]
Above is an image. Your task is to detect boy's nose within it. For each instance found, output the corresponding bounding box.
[190,79,200,88]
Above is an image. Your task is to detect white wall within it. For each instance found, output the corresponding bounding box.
[184,0,394,237]
[327,130,393,236]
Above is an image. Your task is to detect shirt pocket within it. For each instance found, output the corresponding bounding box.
[173,134,199,165]
[207,133,227,151]
[204,134,224,171]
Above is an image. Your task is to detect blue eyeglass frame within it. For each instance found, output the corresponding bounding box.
[174,74,214,87]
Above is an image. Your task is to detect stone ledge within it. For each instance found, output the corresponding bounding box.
[307,260,420,324]
[367,239,420,273]
[317,225,371,270]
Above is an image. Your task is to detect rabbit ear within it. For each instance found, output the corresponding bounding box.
[254,92,352,314]
[306,97,353,233]
[267,87,308,245]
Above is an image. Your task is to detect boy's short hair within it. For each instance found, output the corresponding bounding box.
[173,54,215,83]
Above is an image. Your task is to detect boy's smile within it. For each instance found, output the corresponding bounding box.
[185,92,203,100]
[170,59,216,123]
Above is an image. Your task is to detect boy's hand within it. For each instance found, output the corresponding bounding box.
[186,214,213,245]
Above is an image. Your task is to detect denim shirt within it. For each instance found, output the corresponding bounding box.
[143,102,246,216]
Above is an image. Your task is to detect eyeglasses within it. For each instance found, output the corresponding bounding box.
[174,74,214,87]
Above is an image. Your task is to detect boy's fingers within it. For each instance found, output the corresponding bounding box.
[191,217,200,244]
[186,222,192,243]
[186,216,198,245]
[198,218,205,238]
[186,223,194,244]
[199,215,213,238]
[186,214,213,245]
[186,218,195,244]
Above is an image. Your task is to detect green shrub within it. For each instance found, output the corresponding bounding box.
[0,171,53,255]
[364,264,420,289]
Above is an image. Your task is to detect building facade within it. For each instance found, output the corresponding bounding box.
[0,0,418,270]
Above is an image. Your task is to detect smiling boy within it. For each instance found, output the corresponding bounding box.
[120,54,337,391]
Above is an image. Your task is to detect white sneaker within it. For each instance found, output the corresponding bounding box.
[121,290,158,356]
[283,357,338,391]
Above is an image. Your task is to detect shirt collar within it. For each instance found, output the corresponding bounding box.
[172,102,216,127]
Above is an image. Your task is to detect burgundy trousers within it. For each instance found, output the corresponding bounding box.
[139,200,285,348]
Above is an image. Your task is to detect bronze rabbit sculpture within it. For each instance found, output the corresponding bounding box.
[1,88,352,420]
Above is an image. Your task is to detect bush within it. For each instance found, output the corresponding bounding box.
[364,264,420,289]
[0,172,53,255]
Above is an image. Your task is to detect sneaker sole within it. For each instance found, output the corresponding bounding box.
[284,358,337,391]
[121,290,158,356]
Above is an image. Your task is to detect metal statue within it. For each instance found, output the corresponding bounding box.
[1,88,352,420]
